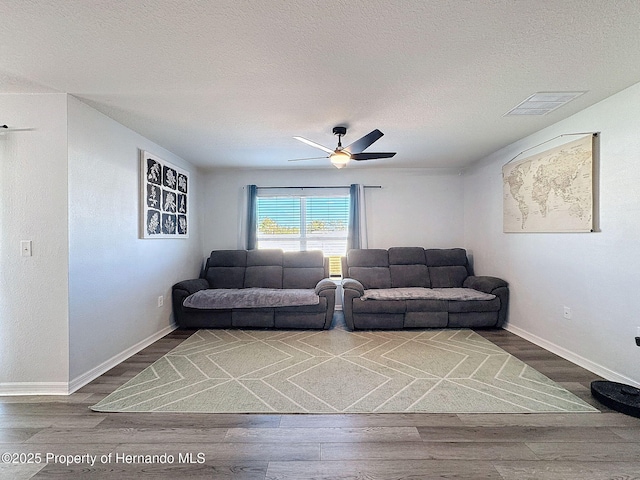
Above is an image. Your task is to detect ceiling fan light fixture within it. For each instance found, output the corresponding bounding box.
[291,126,395,167]
[330,151,350,168]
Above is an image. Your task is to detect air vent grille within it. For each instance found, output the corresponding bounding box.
[505,91,586,116]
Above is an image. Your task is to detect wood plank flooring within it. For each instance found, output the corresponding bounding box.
[2,322,640,479]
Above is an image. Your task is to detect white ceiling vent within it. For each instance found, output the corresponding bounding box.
[504,91,586,116]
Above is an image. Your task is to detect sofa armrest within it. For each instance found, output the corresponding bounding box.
[173,278,209,296]
[341,278,364,297]
[464,276,509,327]
[172,278,210,328]
[340,278,364,331]
[463,276,507,294]
[315,278,337,295]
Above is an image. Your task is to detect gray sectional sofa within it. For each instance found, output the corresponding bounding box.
[172,249,337,329]
[341,247,508,330]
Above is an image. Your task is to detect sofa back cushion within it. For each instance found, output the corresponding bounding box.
[425,248,470,287]
[244,249,284,288]
[205,250,247,288]
[388,247,430,288]
[283,250,326,289]
[344,247,472,289]
[346,249,391,289]
[388,247,426,265]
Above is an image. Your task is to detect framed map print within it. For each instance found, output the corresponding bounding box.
[140,151,189,238]
[502,134,595,233]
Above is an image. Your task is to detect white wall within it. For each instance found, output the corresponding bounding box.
[201,168,465,253]
[0,94,70,393]
[464,81,640,387]
[67,96,203,384]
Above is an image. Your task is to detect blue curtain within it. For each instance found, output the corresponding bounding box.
[246,184,258,250]
[347,184,361,250]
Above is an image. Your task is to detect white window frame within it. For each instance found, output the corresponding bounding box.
[254,187,350,273]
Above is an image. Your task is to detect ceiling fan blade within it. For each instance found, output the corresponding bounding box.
[287,156,329,162]
[350,152,396,161]
[293,136,335,154]
[344,129,384,154]
[0,126,34,133]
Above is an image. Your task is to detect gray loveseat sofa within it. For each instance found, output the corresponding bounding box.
[341,247,508,330]
[172,249,337,329]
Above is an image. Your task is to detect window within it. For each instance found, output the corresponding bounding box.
[254,187,349,276]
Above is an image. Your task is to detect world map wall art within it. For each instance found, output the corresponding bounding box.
[140,151,189,238]
[502,134,595,233]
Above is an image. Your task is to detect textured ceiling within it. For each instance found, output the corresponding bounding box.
[2,0,640,169]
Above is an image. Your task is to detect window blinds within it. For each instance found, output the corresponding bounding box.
[255,188,350,275]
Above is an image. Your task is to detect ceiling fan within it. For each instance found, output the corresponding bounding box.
[290,126,396,168]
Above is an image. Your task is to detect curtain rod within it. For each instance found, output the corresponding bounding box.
[256,185,382,189]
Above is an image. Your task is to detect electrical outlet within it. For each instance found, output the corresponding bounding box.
[563,306,572,319]
[157,295,164,308]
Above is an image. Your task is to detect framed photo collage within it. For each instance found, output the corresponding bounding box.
[140,151,189,238]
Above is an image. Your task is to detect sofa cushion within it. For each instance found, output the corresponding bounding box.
[429,266,468,288]
[425,249,470,287]
[205,250,247,288]
[245,265,283,288]
[283,267,326,289]
[388,247,426,265]
[390,264,430,288]
[283,250,326,289]
[241,249,284,288]
[283,250,323,267]
[247,249,283,266]
[349,267,391,289]
[347,249,389,267]
[208,250,247,267]
[346,249,390,289]
[360,287,495,301]
[206,267,246,289]
[184,288,319,309]
[424,248,469,268]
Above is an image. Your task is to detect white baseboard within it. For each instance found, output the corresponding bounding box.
[1,325,177,396]
[0,382,70,396]
[505,323,640,388]
[68,324,177,393]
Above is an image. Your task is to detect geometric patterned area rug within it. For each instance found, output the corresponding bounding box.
[91,328,598,414]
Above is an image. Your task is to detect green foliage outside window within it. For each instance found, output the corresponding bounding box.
[258,218,346,235]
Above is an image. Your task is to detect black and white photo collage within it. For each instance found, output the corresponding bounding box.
[141,151,188,238]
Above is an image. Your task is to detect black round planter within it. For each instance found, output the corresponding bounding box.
[591,380,640,418]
